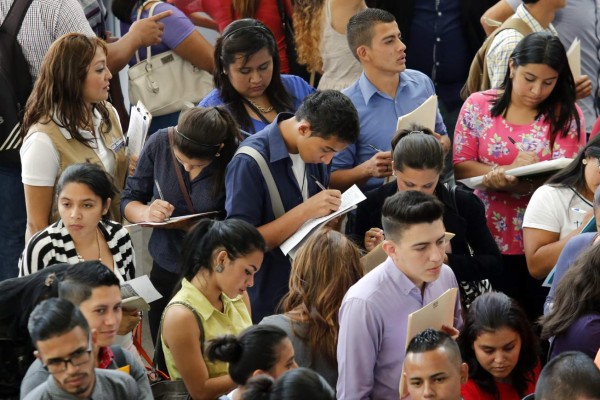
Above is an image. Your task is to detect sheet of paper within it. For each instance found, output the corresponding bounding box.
[120,275,162,311]
[126,101,152,157]
[567,38,581,79]
[458,158,573,190]
[123,210,221,228]
[280,185,366,256]
[400,288,458,397]
[396,94,438,132]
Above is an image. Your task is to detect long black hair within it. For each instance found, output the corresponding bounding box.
[179,219,266,284]
[457,292,539,399]
[491,32,581,147]
[545,134,600,192]
[214,19,293,133]
[111,0,140,23]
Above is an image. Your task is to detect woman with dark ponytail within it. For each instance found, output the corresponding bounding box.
[207,325,298,399]
[242,368,335,400]
[160,219,266,399]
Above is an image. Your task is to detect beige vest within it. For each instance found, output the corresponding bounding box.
[27,105,128,223]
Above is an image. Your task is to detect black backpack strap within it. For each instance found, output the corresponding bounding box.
[1,0,34,35]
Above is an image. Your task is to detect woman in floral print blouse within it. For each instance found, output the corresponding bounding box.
[453,32,585,322]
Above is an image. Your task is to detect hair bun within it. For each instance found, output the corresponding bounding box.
[206,334,243,363]
[242,375,274,400]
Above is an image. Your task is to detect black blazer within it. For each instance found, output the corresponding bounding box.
[354,182,503,286]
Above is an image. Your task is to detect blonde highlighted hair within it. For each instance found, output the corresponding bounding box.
[292,0,325,73]
[232,0,258,18]
[281,228,363,367]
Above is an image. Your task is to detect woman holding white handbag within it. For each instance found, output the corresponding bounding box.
[112,0,215,134]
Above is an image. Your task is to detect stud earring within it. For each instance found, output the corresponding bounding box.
[215,152,221,158]
[215,264,224,273]
[583,159,588,165]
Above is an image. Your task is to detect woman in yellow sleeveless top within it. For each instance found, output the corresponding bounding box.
[20,33,129,239]
[161,218,266,398]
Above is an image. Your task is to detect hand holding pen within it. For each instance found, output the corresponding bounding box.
[506,136,539,171]
[301,174,341,219]
[145,180,174,222]
[366,143,393,178]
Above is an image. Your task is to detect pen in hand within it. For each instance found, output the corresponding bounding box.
[508,136,524,152]
[367,143,383,152]
[154,179,169,221]
[309,174,327,191]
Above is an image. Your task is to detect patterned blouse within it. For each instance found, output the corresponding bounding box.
[453,90,584,255]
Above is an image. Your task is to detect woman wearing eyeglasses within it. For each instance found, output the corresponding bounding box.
[522,135,600,280]
[121,106,242,343]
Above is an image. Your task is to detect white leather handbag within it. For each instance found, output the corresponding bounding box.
[127,1,213,116]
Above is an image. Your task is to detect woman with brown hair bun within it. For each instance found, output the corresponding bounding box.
[260,228,363,389]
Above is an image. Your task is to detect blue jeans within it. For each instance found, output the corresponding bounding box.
[0,164,26,281]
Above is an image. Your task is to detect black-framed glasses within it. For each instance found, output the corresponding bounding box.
[43,331,92,373]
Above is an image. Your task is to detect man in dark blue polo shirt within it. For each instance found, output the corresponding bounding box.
[225,90,360,322]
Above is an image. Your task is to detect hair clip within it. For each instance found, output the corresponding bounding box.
[44,273,57,287]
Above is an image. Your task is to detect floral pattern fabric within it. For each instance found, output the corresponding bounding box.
[453,90,585,255]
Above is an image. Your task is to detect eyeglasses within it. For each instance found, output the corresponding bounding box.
[43,332,92,373]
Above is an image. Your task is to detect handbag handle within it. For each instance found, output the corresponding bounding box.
[153,301,205,377]
[134,0,162,64]
[168,128,196,214]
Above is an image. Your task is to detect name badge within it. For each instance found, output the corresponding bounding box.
[111,137,125,153]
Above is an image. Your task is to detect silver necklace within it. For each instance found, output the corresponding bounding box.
[246,98,274,113]
[76,228,102,262]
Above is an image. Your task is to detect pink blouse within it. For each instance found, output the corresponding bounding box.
[453,90,585,255]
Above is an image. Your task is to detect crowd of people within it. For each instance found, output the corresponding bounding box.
[1,0,600,399]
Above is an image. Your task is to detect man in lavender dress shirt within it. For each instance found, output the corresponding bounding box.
[336,191,462,399]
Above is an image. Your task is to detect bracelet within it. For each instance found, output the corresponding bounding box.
[491,164,498,172]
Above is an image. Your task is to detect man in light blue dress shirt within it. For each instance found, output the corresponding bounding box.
[336,191,462,399]
[330,8,450,192]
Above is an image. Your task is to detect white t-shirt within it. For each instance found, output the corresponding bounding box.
[289,152,308,200]
[21,108,120,186]
[522,184,592,239]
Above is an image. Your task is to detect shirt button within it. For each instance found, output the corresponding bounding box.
[438,11,442,16]
[436,62,440,66]
[436,37,441,42]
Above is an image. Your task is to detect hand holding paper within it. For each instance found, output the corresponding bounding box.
[396,95,438,132]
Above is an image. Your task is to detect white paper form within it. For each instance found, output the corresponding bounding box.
[126,101,152,157]
[396,94,438,132]
[280,185,366,256]
[120,275,162,311]
[567,38,581,79]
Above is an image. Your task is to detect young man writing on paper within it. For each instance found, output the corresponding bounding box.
[331,8,450,192]
[20,262,151,399]
[225,90,360,323]
[336,190,462,399]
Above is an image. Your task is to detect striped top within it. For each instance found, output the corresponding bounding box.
[19,219,135,280]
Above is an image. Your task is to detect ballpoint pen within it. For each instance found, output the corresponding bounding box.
[154,179,169,220]
[367,143,383,152]
[309,174,327,191]
[507,136,524,152]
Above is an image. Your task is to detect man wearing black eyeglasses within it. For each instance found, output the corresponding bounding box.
[24,298,139,400]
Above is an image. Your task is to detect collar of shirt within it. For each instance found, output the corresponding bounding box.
[97,346,114,369]
[266,112,296,163]
[51,107,103,141]
[180,278,233,320]
[382,256,428,296]
[516,3,558,35]
[357,71,415,105]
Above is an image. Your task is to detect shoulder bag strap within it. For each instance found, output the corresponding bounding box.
[153,301,205,376]
[1,0,35,35]
[133,0,161,64]
[235,146,285,218]
[168,128,196,214]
